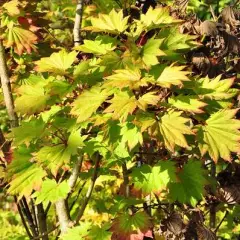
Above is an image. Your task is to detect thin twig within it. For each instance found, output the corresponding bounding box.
[214,211,228,233]
[122,163,129,198]
[75,154,100,224]
[32,225,58,240]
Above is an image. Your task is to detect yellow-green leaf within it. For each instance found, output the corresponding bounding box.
[35,50,77,75]
[168,95,207,113]
[88,9,129,33]
[71,87,111,123]
[156,65,190,88]
[197,109,240,162]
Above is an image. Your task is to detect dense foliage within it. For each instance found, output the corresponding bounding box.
[1,0,240,239]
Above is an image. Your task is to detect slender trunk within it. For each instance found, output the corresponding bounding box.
[55,200,72,234]
[73,0,84,46]
[210,163,216,229]
[37,204,49,240]
[0,40,18,128]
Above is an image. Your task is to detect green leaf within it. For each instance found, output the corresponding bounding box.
[150,111,193,151]
[139,7,181,30]
[120,122,143,150]
[71,87,112,122]
[61,222,91,240]
[156,65,190,88]
[141,38,165,67]
[7,147,46,199]
[168,95,207,113]
[169,160,206,206]
[88,9,129,33]
[11,118,45,146]
[104,91,138,122]
[15,80,49,115]
[193,75,238,100]
[75,36,117,55]
[88,225,112,240]
[131,161,177,195]
[36,145,71,176]
[197,109,240,162]
[3,0,21,16]
[35,50,77,75]
[31,179,70,204]
[36,130,86,175]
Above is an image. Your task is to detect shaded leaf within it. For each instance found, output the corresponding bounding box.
[169,160,206,206]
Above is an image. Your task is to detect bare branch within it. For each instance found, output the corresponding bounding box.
[37,203,49,240]
[73,0,84,46]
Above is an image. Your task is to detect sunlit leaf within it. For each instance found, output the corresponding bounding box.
[32,179,70,204]
[35,50,77,75]
[131,161,177,195]
[197,109,240,162]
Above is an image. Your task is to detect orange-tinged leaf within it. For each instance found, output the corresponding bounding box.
[5,25,38,54]
[104,91,138,122]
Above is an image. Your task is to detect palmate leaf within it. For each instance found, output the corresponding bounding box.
[31,179,70,204]
[104,91,138,122]
[15,80,49,115]
[137,92,160,111]
[149,111,193,151]
[197,109,240,162]
[71,87,112,123]
[169,160,206,206]
[168,95,207,113]
[111,211,152,240]
[5,24,38,54]
[88,9,129,33]
[61,222,91,240]
[156,65,190,88]
[120,122,143,151]
[141,38,165,67]
[131,161,177,195]
[35,50,77,75]
[36,130,86,175]
[104,68,143,90]
[159,27,198,60]
[3,0,21,16]
[75,36,117,55]
[11,118,45,146]
[88,225,112,240]
[193,75,238,100]
[6,147,46,199]
[139,7,181,30]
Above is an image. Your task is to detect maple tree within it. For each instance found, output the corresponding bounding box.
[0,0,240,240]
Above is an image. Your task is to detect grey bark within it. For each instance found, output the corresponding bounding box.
[73,0,84,46]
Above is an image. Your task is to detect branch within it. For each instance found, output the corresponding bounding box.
[214,211,228,233]
[73,0,84,46]
[36,203,49,240]
[68,155,83,192]
[15,196,33,239]
[55,199,72,234]
[75,154,100,224]
[0,40,18,128]
[32,226,58,240]
[122,163,129,198]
